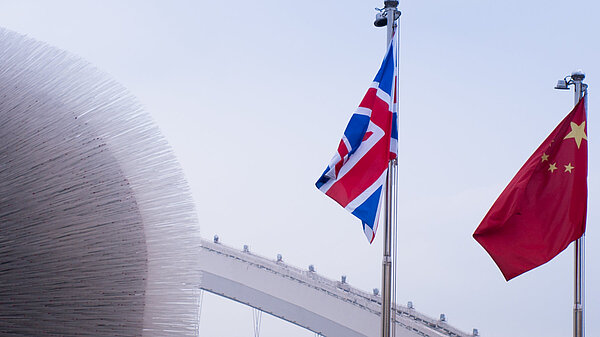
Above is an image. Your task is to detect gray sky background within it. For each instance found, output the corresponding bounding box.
[0,1,598,336]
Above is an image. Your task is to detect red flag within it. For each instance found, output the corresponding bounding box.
[474,98,587,281]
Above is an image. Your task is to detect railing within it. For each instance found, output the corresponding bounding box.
[199,238,474,337]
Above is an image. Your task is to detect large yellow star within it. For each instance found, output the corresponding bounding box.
[564,121,587,148]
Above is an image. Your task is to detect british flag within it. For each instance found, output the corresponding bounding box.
[316,36,398,243]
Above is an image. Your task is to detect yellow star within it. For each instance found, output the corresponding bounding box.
[541,153,549,162]
[564,121,587,149]
[548,163,557,173]
[564,163,574,173]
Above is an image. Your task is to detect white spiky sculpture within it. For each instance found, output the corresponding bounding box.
[0,28,202,336]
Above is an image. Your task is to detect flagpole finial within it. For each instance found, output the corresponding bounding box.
[572,70,585,82]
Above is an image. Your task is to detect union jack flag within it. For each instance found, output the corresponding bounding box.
[316,36,398,243]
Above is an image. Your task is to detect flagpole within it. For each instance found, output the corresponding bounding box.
[374,2,400,337]
[556,70,588,337]
[572,70,586,337]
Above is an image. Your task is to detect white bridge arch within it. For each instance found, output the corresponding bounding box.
[199,239,474,337]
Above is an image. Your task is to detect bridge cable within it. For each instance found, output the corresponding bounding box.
[196,289,204,336]
[252,308,262,337]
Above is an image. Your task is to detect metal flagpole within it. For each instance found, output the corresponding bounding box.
[572,70,586,337]
[374,2,400,337]
[554,70,587,337]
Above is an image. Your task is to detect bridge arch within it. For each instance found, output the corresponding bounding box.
[199,239,472,337]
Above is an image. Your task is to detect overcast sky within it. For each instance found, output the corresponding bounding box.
[0,1,598,336]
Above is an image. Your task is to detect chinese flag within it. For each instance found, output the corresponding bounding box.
[474,98,587,281]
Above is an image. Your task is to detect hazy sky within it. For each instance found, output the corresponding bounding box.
[0,1,598,336]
